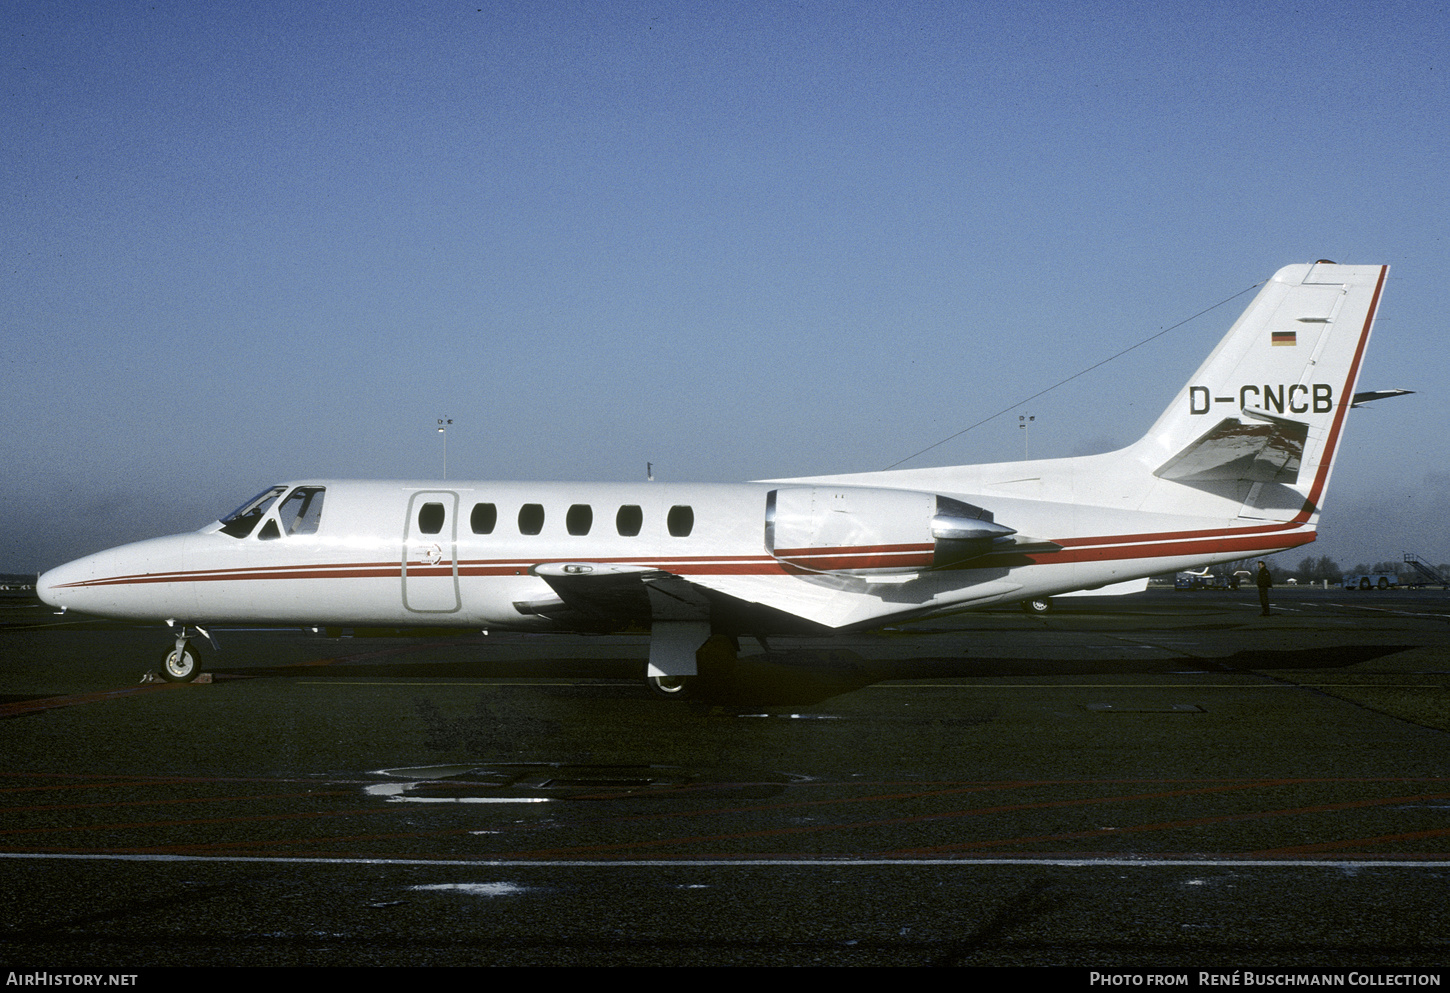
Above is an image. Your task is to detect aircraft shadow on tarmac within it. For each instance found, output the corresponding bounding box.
[208,642,1417,707]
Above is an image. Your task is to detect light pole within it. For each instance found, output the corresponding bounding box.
[1019,414,1035,459]
[437,417,452,479]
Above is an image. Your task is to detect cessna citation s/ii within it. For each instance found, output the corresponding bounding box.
[39,262,1389,694]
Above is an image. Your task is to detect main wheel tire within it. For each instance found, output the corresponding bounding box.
[645,633,739,699]
[648,674,693,698]
[161,645,201,682]
[1021,597,1052,615]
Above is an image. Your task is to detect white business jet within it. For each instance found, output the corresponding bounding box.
[38,262,1389,694]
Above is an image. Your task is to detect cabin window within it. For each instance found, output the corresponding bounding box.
[616,505,642,536]
[566,504,592,535]
[470,503,497,534]
[277,487,325,535]
[219,485,287,538]
[418,502,446,535]
[667,505,694,537]
[518,503,545,535]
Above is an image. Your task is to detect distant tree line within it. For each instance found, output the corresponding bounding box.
[1292,555,1348,584]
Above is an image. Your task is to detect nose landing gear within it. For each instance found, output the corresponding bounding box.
[158,624,216,683]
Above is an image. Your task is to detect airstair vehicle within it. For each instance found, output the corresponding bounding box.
[1403,553,1450,590]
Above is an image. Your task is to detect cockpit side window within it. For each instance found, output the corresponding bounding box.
[219,486,287,538]
[277,487,326,535]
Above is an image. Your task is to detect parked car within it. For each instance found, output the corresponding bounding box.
[1175,571,1230,591]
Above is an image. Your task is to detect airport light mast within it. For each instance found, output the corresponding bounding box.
[437,417,452,479]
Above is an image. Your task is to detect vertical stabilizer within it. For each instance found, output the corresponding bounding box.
[1133,262,1387,523]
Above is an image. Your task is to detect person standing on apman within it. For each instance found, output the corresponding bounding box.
[1256,561,1273,616]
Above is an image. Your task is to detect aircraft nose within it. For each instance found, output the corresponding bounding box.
[37,557,94,610]
[34,534,194,619]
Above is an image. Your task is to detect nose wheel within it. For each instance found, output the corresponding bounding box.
[158,625,213,683]
[161,645,201,682]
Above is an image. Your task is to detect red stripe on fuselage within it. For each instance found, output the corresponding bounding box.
[1023,530,1315,565]
[55,562,401,588]
[772,543,935,557]
[55,521,1313,592]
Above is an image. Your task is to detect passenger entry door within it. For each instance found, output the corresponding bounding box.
[402,491,461,613]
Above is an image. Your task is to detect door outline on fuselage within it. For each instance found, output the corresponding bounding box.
[402,490,461,613]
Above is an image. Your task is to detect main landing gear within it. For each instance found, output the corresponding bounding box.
[159,625,214,683]
[1020,596,1053,615]
[647,674,693,697]
[646,633,739,699]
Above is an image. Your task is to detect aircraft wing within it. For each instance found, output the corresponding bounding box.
[527,563,713,625]
[526,561,1007,634]
[528,559,1032,634]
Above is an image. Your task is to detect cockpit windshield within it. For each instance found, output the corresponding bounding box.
[276,486,325,535]
[218,486,287,538]
[219,485,326,539]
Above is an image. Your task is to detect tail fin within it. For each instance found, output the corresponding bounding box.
[1132,262,1387,523]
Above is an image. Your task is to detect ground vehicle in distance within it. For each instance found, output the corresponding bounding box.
[1402,554,1450,589]
[1343,572,1398,590]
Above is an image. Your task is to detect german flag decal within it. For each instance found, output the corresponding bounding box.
[1271,330,1297,346]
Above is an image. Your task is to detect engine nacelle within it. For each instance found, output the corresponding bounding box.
[764,487,1015,574]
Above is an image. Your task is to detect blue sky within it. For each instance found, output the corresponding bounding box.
[4,0,1448,573]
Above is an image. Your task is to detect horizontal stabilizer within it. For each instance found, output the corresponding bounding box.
[1154,407,1308,484]
[1351,388,1414,408]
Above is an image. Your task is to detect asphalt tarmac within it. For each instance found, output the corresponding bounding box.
[2,585,1450,967]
